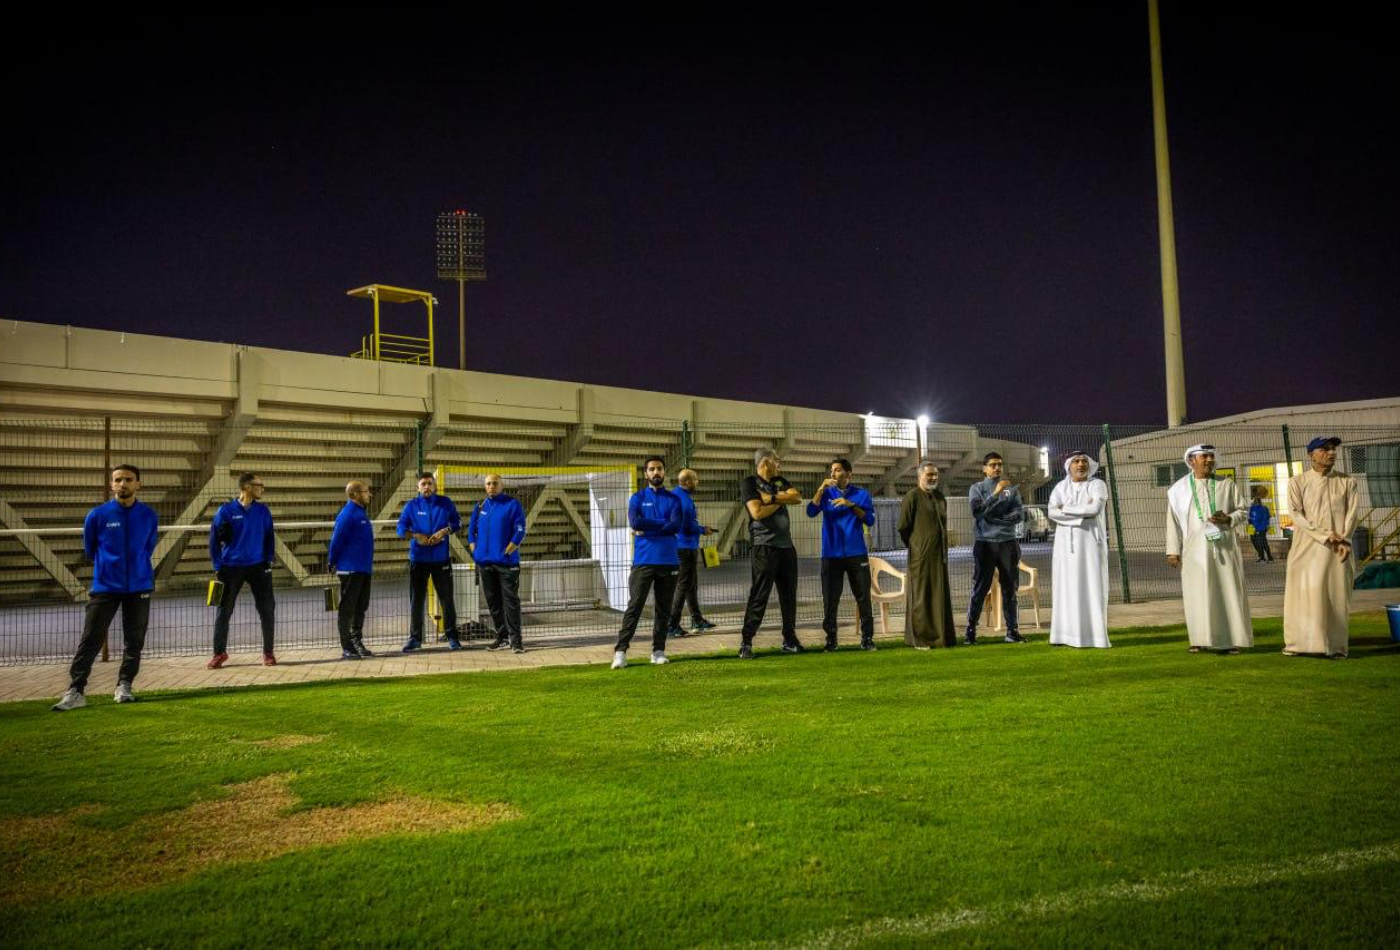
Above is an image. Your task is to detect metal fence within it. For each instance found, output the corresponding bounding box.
[1,416,1396,665]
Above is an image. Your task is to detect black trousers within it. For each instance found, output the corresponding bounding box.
[822,555,874,641]
[667,548,706,629]
[212,563,276,654]
[615,564,677,652]
[337,572,372,650]
[740,545,799,646]
[967,539,1020,635]
[409,560,457,637]
[69,591,150,692]
[1250,533,1273,561]
[479,564,523,643]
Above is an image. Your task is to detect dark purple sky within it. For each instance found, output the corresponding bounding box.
[3,8,1396,424]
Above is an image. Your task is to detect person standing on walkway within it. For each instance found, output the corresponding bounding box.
[807,458,876,651]
[898,461,956,650]
[1283,437,1359,659]
[1047,453,1111,649]
[53,464,160,711]
[1248,496,1275,562]
[965,452,1026,644]
[207,472,278,669]
[1166,445,1253,654]
[469,474,527,653]
[612,456,682,669]
[397,472,462,653]
[328,480,376,659]
[667,468,716,638]
[737,449,805,658]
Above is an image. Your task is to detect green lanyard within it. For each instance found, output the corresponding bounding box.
[1190,477,1217,523]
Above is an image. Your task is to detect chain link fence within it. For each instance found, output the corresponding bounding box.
[2,416,1397,665]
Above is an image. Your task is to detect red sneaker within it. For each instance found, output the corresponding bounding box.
[262,652,278,666]
[207,652,229,670]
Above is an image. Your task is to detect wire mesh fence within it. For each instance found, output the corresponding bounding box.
[1,415,1397,665]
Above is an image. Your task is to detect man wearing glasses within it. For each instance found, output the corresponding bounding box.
[207,472,279,668]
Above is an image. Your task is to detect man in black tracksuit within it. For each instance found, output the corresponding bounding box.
[738,448,805,658]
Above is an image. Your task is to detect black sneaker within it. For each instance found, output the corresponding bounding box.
[668,626,688,639]
[738,644,754,659]
[860,639,877,651]
[1004,631,1027,643]
[486,637,510,652]
[781,641,806,654]
[823,639,838,652]
[964,636,978,646]
[511,640,525,654]
[353,638,373,657]
[692,619,717,632]
[341,649,361,661]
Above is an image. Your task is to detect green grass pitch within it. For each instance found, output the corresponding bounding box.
[2,615,1398,948]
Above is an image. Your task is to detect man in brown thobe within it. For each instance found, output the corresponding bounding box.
[1283,437,1360,658]
[898,462,956,648]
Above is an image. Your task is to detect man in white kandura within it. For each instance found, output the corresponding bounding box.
[1166,444,1253,654]
[1283,437,1359,659]
[1047,452,1111,648]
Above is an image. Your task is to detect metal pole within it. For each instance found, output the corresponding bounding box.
[416,421,425,477]
[1102,424,1133,604]
[680,420,691,469]
[458,279,466,370]
[1281,424,1294,472]
[1149,0,1187,428]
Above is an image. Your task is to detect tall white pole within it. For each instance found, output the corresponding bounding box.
[1149,0,1187,427]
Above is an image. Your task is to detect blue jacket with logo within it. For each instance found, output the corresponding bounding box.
[84,499,159,594]
[397,494,462,563]
[468,495,527,566]
[1249,502,1271,534]
[328,500,375,573]
[209,498,275,570]
[674,485,705,551]
[805,484,875,558]
[630,486,681,566]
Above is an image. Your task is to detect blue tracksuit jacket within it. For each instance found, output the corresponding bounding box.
[674,485,704,551]
[805,484,875,558]
[397,494,462,563]
[630,486,682,566]
[468,495,527,566]
[1249,502,1271,534]
[209,498,276,570]
[328,500,375,573]
[84,499,159,594]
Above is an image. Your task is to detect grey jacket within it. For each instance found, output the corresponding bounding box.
[968,478,1023,542]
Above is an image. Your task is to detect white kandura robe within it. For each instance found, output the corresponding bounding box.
[1283,468,1359,656]
[1166,475,1253,649]
[1048,476,1111,648]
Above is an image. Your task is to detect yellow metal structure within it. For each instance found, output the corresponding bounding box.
[1360,507,1400,566]
[346,284,436,365]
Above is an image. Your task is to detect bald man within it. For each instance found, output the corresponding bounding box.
[328,480,376,659]
[468,473,527,653]
[667,468,716,637]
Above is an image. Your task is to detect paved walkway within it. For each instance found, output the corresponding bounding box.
[3,591,1395,704]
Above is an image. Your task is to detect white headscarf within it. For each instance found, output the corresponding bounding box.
[1062,452,1100,480]
[1182,444,1221,468]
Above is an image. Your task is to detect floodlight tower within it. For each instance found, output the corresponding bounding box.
[435,210,486,370]
[1148,0,1187,427]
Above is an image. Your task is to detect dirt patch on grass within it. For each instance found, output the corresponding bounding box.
[0,773,519,906]
[249,733,327,749]
[654,727,774,758]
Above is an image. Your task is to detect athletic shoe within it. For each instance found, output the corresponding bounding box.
[51,689,86,712]
[353,639,373,658]
[512,643,526,655]
[207,652,229,670]
[964,636,978,646]
[650,651,669,665]
[860,639,877,651]
[738,644,754,659]
[667,626,688,639]
[114,682,135,704]
[1004,631,1027,643]
[823,639,838,653]
[781,641,806,654]
[262,652,278,666]
[402,637,422,653]
[447,637,462,651]
[341,650,361,661]
[692,619,717,632]
[486,637,510,652]
[611,650,627,670]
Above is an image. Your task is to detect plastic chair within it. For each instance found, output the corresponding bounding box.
[982,561,1042,631]
[868,556,906,635]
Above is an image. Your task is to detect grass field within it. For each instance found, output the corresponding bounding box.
[3,615,1398,948]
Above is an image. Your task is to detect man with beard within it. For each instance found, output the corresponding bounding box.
[611,456,682,669]
[898,462,956,649]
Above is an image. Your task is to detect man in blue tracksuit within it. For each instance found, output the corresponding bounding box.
[53,464,160,711]
[1248,496,1274,562]
[966,451,1025,644]
[207,471,277,669]
[328,480,376,659]
[807,458,877,651]
[468,474,527,653]
[397,472,463,652]
[612,456,682,668]
[666,468,716,638]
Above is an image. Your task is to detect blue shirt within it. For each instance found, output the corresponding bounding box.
[328,500,375,573]
[805,483,875,558]
[84,499,159,594]
[1249,502,1271,534]
[396,494,462,563]
[630,485,682,566]
[209,498,275,570]
[674,485,704,551]
[969,478,1023,542]
[468,494,527,566]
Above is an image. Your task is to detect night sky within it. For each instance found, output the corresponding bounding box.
[3,8,1396,425]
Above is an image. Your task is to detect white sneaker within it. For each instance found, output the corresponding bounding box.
[650,651,669,665]
[51,688,86,712]
[113,682,135,703]
[611,650,627,670]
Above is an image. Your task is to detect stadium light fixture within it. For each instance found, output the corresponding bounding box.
[436,210,486,370]
[916,414,930,428]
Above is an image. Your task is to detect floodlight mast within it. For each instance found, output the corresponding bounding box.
[435,211,486,369]
[1148,0,1187,427]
